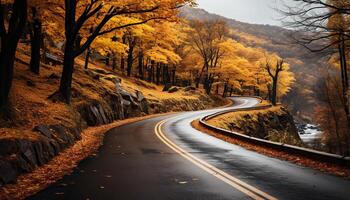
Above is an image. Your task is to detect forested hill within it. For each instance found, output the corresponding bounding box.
[181,7,327,121]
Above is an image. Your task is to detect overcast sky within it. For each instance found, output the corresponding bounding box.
[196,0,284,26]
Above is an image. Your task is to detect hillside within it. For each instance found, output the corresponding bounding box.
[0,42,227,185]
[181,7,327,121]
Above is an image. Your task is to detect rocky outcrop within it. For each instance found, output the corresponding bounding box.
[0,125,81,184]
[0,78,152,185]
[0,75,226,185]
[209,107,302,145]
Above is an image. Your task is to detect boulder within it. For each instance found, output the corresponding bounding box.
[0,160,17,184]
[48,73,60,80]
[168,86,179,93]
[136,91,149,114]
[184,86,196,92]
[49,125,74,148]
[162,83,172,92]
[33,125,54,139]
[0,139,18,156]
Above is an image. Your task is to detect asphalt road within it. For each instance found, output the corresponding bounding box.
[28,97,350,200]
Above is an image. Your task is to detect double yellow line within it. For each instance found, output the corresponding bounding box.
[155,120,278,200]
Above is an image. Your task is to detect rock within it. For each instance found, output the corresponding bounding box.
[184,86,196,92]
[107,93,124,120]
[26,80,36,87]
[0,160,17,184]
[93,74,100,81]
[168,86,179,93]
[135,91,145,102]
[48,73,60,80]
[97,104,109,124]
[33,125,54,139]
[90,105,103,125]
[21,149,37,169]
[49,125,74,147]
[0,139,18,156]
[68,127,82,140]
[136,91,149,114]
[162,83,172,92]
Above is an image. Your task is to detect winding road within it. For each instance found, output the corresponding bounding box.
[28,97,350,200]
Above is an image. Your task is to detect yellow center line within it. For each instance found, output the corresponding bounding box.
[155,120,278,200]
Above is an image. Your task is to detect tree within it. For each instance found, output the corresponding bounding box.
[281,0,350,127]
[49,0,195,103]
[28,7,42,74]
[187,19,229,92]
[264,58,286,105]
[0,0,28,117]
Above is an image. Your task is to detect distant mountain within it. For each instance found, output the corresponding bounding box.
[181,7,328,120]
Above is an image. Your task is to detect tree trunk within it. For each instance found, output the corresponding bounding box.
[339,37,350,128]
[0,0,27,116]
[127,46,134,77]
[271,77,278,106]
[112,55,117,70]
[172,66,176,85]
[230,87,233,96]
[29,17,42,74]
[41,33,48,64]
[222,83,228,98]
[105,52,110,67]
[156,63,161,85]
[151,65,155,83]
[196,64,207,88]
[138,51,144,79]
[84,47,91,70]
[121,56,125,72]
[59,44,75,104]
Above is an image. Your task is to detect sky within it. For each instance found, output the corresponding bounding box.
[196,0,284,26]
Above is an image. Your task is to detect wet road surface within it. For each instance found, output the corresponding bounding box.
[28,97,350,200]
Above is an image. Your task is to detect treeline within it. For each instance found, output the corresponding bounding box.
[282,0,350,155]
[0,0,295,120]
[0,0,195,118]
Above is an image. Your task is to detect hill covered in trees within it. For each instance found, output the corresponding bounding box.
[181,7,327,121]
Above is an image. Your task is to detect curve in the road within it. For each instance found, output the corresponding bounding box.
[155,119,277,200]
[27,97,350,200]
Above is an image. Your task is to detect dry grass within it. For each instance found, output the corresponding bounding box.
[1,44,208,141]
[191,120,350,179]
[207,106,282,131]
[0,113,171,200]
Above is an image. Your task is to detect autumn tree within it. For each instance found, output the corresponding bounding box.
[0,0,27,117]
[47,0,194,103]
[187,19,229,93]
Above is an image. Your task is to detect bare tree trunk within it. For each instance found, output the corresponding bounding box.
[121,56,125,72]
[325,78,343,155]
[29,8,42,74]
[222,82,228,98]
[84,47,91,70]
[339,36,350,129]
[156,63,161,85]
[0,0,27,116]
[59,43,75,104]
[172,66,176,85]
[271,77,278,106]
[138,51,144,79]
[112,54,116,70]
[127,45,134,77]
